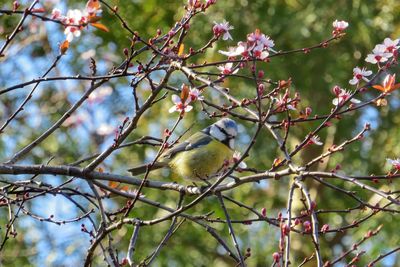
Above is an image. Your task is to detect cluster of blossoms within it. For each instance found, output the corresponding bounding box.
[330,23,400,107]
[365,38,399,64]
[342,37,400,108]
[169,85,204,113]
[331,21,373,88]
[219,29,275,60]
[387,158,400,171]
[51,0,103,42]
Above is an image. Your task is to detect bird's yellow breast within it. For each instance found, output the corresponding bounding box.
[168,139,233,181]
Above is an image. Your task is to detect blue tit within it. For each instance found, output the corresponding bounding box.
[128,118,238,181]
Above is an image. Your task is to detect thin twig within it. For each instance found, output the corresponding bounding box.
[294,179,322,267]
[217,193,245,267]
[127,220,141,267]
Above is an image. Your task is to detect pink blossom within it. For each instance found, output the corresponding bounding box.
[246,29,275,58]
[52,8,89,42]
[213,20,234,41]
[64,9,88,26]
[51,2,103,43]
[387,158,400,170]
[168,95,193,113]
[247,29,275,50]
[252,44,269,60]
[217,62,239,75]
[309,135,323,146]
[64,26,81,42]
[219,29,274,60]
[332,20,349,32]
[51,8,63,20]
[365,44,393,64]
[332,86,361,106]
[349,67,372,85]
[218,42,247,57]
[63,9,88,41]
[383,37,400,53]
[188,88,204,102]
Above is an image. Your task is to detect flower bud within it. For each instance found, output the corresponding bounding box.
[281,223,290,235]
[257,83,265,95]
[272,252,280,262]
[332,85,341,96]
[305,107,312,116]
[310,201,317,211]
[303,220,311,233]
[321,224,330,233]
[261,207,267,217]
[123,48,129,57]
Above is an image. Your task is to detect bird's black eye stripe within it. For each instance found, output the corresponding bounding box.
[216,125,233,139]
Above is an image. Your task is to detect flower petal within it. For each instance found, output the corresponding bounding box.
[171,94,181,104]
[168,105,178,113]
[349,77,359,85]
[238,161,247,168]
[260,51,269,60]
[363,70,373,76]
[184,105,193,112]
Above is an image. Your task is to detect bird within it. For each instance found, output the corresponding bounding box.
[128,118,238,181]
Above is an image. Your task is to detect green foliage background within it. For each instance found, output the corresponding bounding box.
[1,0,400,266]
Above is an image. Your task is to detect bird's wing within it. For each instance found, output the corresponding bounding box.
[127,161,167,176]
[161,132,213,160]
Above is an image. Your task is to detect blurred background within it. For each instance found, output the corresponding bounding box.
[1,0,400,266]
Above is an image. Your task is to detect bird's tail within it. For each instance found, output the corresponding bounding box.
[127,162,168,176]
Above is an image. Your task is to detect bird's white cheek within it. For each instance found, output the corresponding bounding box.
[210,125,226,141]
